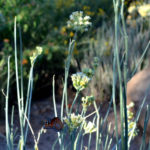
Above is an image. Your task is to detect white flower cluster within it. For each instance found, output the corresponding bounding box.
[71,72,91,91]
[67,11,92,32]
[83,121,97,135]
[64,113,84,132]
[64,113,97,134]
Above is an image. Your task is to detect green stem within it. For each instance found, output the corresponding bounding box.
[112,0,119,150]
[94,101,100,150]
[14,17,25,149]
[19,25,24,115]
[52,76,62,147]
[70,91,80,114]
[61,35,76,119]
[121,0,128,149]
[5,56,11,150]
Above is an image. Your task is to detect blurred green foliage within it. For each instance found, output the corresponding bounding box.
[0,0,113,100]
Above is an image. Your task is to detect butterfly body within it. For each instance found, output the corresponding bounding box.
[44,117,63,131]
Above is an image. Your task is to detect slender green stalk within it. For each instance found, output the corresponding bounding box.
[121,0,128,149]
[24,64,34,144]
[61,39,76,119]
[19,25,24,115]
[93,101,100,150]
[14,17,25,149]
[5,56,11,150]
[24,66,33,125]
[25,66,34,140]
[52,76,62,147]
[112,24,119,150]
[52,75,58,117]
[69,91,80,114]
[10,105,14,150]
[132,41,150,76]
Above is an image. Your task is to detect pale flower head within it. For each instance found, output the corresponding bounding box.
[71,72,91,91]
[67,11,92,32]
[64,113,85,132]
[83,121,97,135]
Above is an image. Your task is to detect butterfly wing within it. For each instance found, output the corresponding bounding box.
[51,117,64,131]
[44,117,63,131]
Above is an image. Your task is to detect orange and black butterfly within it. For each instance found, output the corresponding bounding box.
[44,117,64,132]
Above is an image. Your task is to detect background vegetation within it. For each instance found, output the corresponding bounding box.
[0,0,149,114]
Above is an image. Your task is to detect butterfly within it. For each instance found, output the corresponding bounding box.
[44,117,64,131]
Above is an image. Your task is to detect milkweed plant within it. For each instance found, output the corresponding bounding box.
[4,1,148,149]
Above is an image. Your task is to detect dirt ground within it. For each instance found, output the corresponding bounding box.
[0,97,148,150]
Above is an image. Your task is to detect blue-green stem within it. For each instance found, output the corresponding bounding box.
[52,75,58,117]
[112,2,119,150]
[19,25,24,115]
[10,105,14,150]
[70,90,80,114]
[14,17,25,149]
[5,56,11,150]
[61,32,77,120]
[93,101,100,150]
[24,64,34,126]
[52,76,62,147]
[121,0,128,149]
[24,65,34,142]
[132,41,150,76]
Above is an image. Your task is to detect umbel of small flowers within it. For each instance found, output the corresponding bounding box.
[83,121,97,135]
[82,95,95,112]
[64,113,96,134]
[67,11,92,32]
[126,102,138,138]
[71,72,91,91]
[64,113,85,132]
